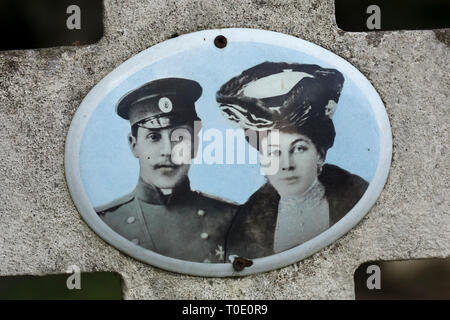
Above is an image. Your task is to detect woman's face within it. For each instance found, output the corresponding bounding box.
[259,130,322,197]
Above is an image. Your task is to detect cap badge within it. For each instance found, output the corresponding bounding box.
[158,97,173,113]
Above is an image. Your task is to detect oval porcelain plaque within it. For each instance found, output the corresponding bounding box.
[65,28,392,276]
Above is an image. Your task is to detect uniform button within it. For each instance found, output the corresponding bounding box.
[200,232,209,240]
[203,259,211,263]
[197,209,206,216]
[131,238,139,245]
[127,216,136,224]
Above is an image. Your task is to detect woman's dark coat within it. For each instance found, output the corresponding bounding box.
[225,164,369,260]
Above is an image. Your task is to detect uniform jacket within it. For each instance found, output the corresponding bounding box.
[225,164,369,260]
[96,178,237,263]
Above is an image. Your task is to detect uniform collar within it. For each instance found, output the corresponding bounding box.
[134,177,193,205]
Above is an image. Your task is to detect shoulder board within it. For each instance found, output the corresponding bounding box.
[94,193,135,213]
[194,190,240,206]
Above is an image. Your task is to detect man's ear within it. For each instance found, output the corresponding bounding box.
[128,133,139,158]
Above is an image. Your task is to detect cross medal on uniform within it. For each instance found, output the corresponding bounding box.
[215,245,225,260]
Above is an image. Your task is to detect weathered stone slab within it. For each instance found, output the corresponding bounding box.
[0,0,448,299]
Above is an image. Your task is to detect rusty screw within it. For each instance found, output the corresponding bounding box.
[214,35,227,49]
[232,257,253,272]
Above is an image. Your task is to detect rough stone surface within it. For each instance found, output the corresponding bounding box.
[0,0,448,299]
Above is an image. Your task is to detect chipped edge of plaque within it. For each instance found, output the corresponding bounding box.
[65,28,392,277]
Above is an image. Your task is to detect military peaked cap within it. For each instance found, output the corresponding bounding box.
[117,78,203,128]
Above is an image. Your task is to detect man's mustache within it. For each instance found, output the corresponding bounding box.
[153,162,180,169]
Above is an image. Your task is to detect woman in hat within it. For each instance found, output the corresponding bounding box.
[216,62,369,260]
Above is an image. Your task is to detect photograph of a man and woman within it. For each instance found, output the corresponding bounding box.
[79,57,378,265]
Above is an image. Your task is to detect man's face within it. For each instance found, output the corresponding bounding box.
[259,130,322,197]
[129,124,195,189]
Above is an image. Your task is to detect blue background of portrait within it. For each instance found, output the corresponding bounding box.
[80,42,380,206]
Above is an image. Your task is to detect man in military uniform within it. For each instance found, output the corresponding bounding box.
[96,78,237,263]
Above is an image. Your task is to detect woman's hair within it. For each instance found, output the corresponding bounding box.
[247,116,336,160]
[280,117,336,159]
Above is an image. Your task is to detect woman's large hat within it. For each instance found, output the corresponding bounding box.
[216,62,344,131]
